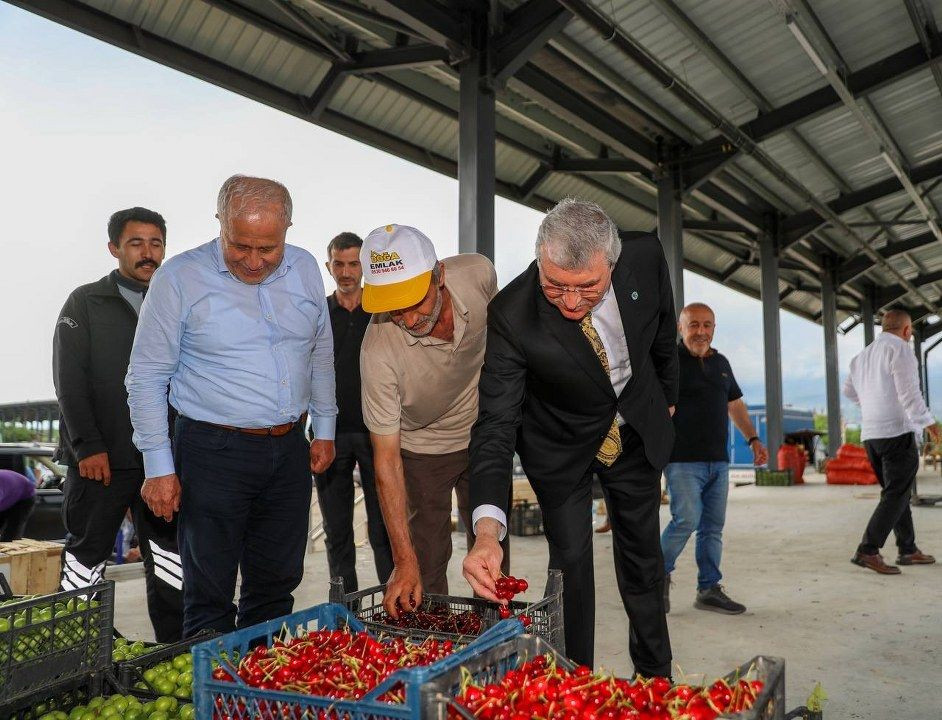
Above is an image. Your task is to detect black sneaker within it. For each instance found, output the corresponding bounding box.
[664,573,671,614]
[695,585,746,615]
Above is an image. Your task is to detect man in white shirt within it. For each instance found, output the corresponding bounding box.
[843,309,939,574]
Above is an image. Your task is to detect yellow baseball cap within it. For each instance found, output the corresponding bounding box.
[361,224,438,313]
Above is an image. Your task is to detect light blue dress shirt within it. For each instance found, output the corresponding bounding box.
[126,238,337,478]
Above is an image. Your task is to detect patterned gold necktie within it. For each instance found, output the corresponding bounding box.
[580,312,622,466]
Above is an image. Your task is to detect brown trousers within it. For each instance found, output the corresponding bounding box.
[401,447,510,595]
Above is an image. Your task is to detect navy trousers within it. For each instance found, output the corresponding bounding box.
[174,416,312,636]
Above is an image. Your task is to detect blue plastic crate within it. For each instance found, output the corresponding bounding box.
[192,602,523,720]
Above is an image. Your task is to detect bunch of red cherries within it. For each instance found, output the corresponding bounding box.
[451,654,765,720]
[494,574,532,626]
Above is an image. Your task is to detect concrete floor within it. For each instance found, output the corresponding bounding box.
[113,469,942,720]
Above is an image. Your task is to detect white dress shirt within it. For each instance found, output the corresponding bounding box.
[472,284,632,539]
[843,332,934,441]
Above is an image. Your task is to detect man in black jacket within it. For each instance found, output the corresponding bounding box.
[53,207,183,641]
[464,199,677,677]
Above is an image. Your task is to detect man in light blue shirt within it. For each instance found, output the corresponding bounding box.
[126,175,336,634]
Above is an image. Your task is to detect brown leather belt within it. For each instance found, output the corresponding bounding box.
[208,413,307,437]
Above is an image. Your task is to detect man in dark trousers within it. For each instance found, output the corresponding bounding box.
[53,207,183,641]
[316,232,393,592]
[844,309,939,574]
[464,198,678,678]
[127,175,336,635]
[661,303,767,615]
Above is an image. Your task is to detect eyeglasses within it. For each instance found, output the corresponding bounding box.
[539,283,605,302]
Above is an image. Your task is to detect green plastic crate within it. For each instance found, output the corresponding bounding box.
[756,469,793,486]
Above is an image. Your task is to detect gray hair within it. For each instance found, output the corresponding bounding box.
[535,198,621,269]
[217,174,293,227]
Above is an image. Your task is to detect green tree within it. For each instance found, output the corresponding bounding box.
[813,413,828,450]
[0,423,41,442]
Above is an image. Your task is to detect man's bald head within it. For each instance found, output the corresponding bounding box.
[679,302,715,324]
[881,309,913,340]
[678,302,716,357]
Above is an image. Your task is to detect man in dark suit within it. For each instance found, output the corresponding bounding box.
[464,199,678,677]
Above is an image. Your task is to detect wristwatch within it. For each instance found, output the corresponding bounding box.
[747,436,760,446]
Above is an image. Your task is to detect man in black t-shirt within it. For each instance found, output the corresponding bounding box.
[661,303,768,615]
[315,232,393,593]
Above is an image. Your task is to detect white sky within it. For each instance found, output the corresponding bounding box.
[5,3,936,417]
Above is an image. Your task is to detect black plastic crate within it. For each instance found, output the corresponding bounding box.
[329,570,564,653]
[422,633,786,720]
[1,671,108,720]
[509,502,543,536]
[113,631,216,700]
[0,581,115,706]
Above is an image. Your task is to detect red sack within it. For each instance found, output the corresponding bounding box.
[777,445,805,484]
[837,444,868,460]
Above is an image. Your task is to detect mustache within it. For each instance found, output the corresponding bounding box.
[135,260,159,269]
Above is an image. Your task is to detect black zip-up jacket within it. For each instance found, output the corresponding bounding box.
[52,271,143,470]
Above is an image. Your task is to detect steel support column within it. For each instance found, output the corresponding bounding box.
[861,289,876,346]
[821,261,842,456]
[759,230,784,471]
[656,154,684,311]
[914,325,926,400]
[458,23,495,258]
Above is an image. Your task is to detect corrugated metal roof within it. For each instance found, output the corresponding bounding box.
[16,0,942,327]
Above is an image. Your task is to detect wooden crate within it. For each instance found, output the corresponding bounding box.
[512,477,537,505]
[0,539,63,595]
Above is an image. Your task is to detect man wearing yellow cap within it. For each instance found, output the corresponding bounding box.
[359,224,506,615]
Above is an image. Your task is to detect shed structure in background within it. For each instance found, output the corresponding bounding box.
[9,0,942,467]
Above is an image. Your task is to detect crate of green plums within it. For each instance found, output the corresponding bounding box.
[0,581,114,706]
[30,690,195,720]
[113,632,216,701]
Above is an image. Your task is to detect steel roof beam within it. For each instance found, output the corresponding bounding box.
[553,158,646,174]
[517,163,553,202]
[310,0,426,39]
[513,64,657,164]
[683,220,751,233]
[648,0,853,204]
[304,64,346,119]
[367,0,467,53]
[555,0,914,301]
[780,1,942,244]
[876,269,942,308]
[345,44,451,72]
[837,232,938,285]
[6,0,563,215]
[904,0,942,101]
[261,0,352,61]
[683,258,832,325]
[688,42,941,169]
[493,0,572,83]
[781,157,942,242]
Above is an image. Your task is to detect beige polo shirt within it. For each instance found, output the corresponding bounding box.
[360,253,497,455]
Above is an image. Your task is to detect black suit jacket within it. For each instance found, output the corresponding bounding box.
[469,232,679,511]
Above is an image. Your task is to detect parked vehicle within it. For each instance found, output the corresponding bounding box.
[0,443,66,541]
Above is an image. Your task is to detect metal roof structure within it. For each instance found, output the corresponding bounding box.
[11,0,942,327]
[8,0,942,462]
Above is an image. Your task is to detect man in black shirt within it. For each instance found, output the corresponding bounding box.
[661,303,767,615]
[315,232,393,592]
[53,207,183,641]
